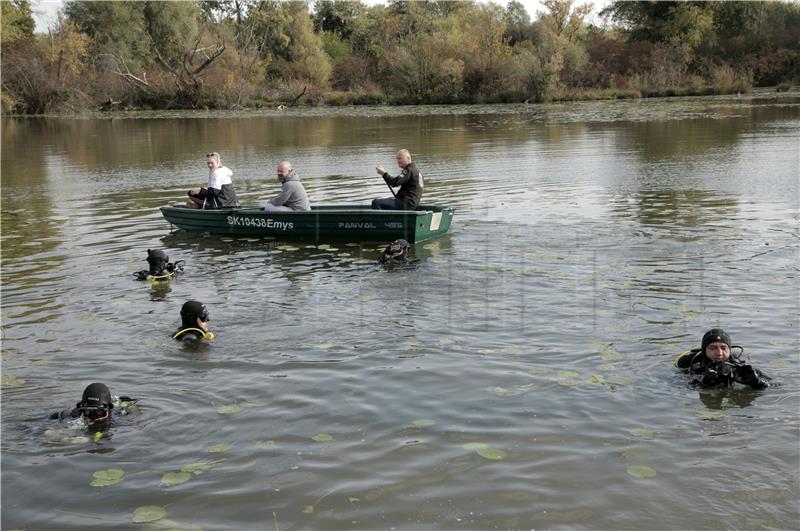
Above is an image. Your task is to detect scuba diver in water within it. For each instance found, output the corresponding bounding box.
[133,249,184,281]
[172,300,215,342]
[49,383,138,426]
[674,328,771,389]
[378,239,411,265]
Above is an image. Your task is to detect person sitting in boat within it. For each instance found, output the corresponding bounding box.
[372,149,423,210]
[263,161,310,212]
[49,383,138,426]
[133,249,184,281]
[173,300,215,342]
[674,328,771,389]
[187,152,240,209]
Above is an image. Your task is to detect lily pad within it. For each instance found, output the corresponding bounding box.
[208,443,232,453]
[476,447,508,460]
[161,471,191,486]
[589,375,606,384]
[1,375,26,387]
[303,505,315,513]
[629,428,654,438]
[132,505,166,524]
[256,439,276,447]
[558,370,579,378]
[312,433,333,442]
[463,442,489,450]
[90,468,124,487]
[768,359,792,367]
[626,464,657,478]
[410,419,435,427]
[216,404,243,414]
[607,376,636,386]
[491,386,521,397]
[180,460,223,475]
[557,380,578,386]
[695,410,728,421]
[596,364,617,372]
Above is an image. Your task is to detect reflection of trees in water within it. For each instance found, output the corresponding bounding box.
[628,189,738,228]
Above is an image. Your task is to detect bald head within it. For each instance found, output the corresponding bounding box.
[277,161,293,180]
[395,149,412,168]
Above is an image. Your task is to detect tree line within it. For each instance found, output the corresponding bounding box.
[2,0,798,114]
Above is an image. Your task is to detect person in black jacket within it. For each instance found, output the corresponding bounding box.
[674,328,771,389]
[372,149,424,210]
[173,300,214,342]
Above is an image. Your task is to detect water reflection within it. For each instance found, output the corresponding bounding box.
[2,93,799,531]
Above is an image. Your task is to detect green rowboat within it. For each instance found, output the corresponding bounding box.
[160,204,454,243]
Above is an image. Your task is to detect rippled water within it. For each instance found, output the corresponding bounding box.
[2,91,799,530]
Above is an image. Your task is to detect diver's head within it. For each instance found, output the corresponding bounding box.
[147,249,170,276]
[702,328,731,362]
[379,239,410,263]
[181,300,210,331]
[78,382,113,424]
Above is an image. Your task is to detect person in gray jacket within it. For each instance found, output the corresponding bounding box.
[264,161,311,212]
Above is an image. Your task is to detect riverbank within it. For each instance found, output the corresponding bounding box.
[6,82,790,116]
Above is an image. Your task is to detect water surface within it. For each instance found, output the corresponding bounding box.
[2,92,799,530]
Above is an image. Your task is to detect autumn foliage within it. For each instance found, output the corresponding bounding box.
[2,0,798,114]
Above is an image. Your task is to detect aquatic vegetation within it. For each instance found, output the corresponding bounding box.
[208,443,233,453]
[312,433,333,442]
[629,428,655,439]
[463,442,507,460]
[410,419,435,427]
[132,505,166,523]
[626,464,657,478]
[256,439,276,447]
[1,375,26,387]
[160,471,191,486]
[90,468,124,487]
[695,410,728,421]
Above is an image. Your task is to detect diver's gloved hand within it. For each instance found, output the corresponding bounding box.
[732,364,770,389]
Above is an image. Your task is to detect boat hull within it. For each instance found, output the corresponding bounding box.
[160,204,454,243]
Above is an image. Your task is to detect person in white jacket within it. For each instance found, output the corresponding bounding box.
[187,152,240,209]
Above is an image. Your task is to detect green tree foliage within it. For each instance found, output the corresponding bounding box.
[1,0,35,43]
[2,0,799,114]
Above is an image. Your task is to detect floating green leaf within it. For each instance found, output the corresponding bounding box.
[768,359,792,366]
[1,375,26,387]
[358,294,374,302]
[410,419,435,427]
[208,443,232,453]
[589,375,606,384]
[312,433,333,442]
[558,370,579,378]
[527,368,548,376]
[607,376,636,386]
[160,471,191,486]
[90,468,124,487]
[627,464,657,478]
[596,364,617,372]
[476,447,508,460]
[557,380,578,386]
[348,497,360,503]
[629,428,654,438]
[463,442,489,450]
[256,439,276,447]
[695,410,728,421]
[303,505,315,513]
[132,505,166,523]
[215,404,243,414]
[491,386,521,397]
[180,460,223,475]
